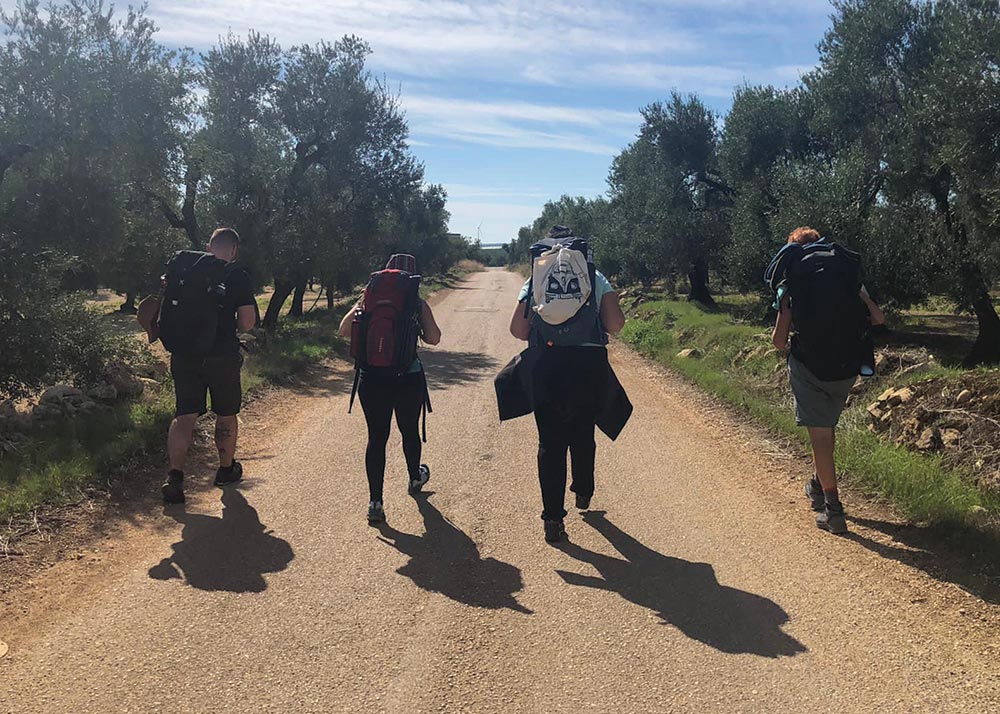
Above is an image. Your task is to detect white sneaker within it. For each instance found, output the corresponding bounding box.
[408,464,431,495]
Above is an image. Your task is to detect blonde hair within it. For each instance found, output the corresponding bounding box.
[787,227,820,245]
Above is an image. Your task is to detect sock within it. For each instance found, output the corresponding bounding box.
[824,488,842,509]
[167,468,183,479]
[219,461,234,472]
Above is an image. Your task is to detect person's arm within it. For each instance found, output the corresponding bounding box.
[773,294,792,350]
[338,299,361,338]
[859,286,885,326]
[236,305,256,332]
[510,301,531,341]
[419,301,441,345]
[600,292,626,335]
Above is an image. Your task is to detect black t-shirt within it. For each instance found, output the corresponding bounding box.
[212,263,257,355]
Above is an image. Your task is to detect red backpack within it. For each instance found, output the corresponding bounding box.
[348,269,431,433]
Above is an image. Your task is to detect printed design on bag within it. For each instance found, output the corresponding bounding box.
[545,263,584,303]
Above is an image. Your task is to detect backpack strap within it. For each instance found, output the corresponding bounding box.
[420,367,432,442]
[348,367,361,414]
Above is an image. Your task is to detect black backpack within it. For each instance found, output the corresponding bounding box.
[785,241,868,380]
[158,250,227,356]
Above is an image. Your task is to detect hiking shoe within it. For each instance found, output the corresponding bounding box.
[161,471,185,504]
[544,520,566,543]
[214,461,243,487]
[408,464,431,495]
[367,501,386,525]
[816,503,848,535]
[575,493,592,511]
[805,476,825,512]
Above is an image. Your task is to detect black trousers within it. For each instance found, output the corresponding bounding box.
[358,371,425,502]
[531,347,609,521]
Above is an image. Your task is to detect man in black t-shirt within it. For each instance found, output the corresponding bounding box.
[162,228,258,504]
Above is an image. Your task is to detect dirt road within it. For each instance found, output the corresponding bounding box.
[3,269,999,713]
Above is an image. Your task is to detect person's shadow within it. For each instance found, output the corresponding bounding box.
[556,512,806,658]
[149,488,294,593]
[377,495,532,614]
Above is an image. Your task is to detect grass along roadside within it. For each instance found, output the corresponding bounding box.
[618,298,1000,541]
[0,263,482,529]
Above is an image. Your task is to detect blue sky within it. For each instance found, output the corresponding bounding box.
[145,0,836,245]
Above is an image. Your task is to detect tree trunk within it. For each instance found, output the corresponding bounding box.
[262,279,295,330]
[326,287,335,311]
[289,279,307,318]
[963,292,1000,366]
[119,292,137,314]
[687,257,716,308]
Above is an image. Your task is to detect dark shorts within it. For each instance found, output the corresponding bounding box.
[170,351,243,417]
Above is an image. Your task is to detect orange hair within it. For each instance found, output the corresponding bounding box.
[787,227,820,245]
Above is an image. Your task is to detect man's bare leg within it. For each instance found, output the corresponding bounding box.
[215,414,238,468]
[168,414,200,472]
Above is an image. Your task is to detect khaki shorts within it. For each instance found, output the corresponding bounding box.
[788,355,855,428]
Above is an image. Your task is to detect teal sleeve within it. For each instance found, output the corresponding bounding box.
[594,271,613,302]
[518,279,530,303]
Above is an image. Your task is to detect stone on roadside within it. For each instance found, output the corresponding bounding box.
[677,348,701,359]
[940,428,963,448]
[40,384,84,403]
[87,382,118,403]
[915,427,941,451]
[134,362,167,380]
[104,362,144,399]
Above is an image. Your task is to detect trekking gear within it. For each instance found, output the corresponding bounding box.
[158,250,228,356]
[348,267,433,440]
[525,229,606,348]
[214,460,243,487]
[805,476,826,512]
[544,519,566,543]
[575,493,591,511]
[408,464,430,495]
[765,240,867,381]
[816,502,848,534]
[367,500,386,524]
[162,470,185,504]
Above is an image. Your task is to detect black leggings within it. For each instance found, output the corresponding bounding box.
[358,371,425,502]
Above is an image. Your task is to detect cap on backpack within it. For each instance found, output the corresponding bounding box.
[545,225,574,241]
[386,254,417,274]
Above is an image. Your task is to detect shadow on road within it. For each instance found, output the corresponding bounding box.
[845,516,1000,606]
[556,511,806,658]
[148,488,294,593]
[377,494,532,614]
[420,349,501,388]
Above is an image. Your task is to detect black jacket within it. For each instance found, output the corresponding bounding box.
[494,346,633,440]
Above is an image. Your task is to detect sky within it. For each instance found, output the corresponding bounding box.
[144,0,837,246]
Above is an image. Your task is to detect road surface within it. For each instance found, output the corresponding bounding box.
[3,269,999,713]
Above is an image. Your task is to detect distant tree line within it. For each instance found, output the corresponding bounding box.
[0,1,477,398]
[509,0,1000,366]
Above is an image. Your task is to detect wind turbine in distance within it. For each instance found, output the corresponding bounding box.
[476,220,483,244]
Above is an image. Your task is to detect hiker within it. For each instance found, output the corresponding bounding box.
[146,228,258,504]
[507,225,627,543]
[338,254,441,525]
[765,226,885,534]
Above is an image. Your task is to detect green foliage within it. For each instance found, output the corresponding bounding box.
[0,239,141,399]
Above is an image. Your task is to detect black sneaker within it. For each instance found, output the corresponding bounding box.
[816,503,848,534]
[214,461,243,487]
[544,520,566,543]
[367,500,385,524]
[162,471,185,504]
[575,493,591,510]
[408,464,431,495]
[805,476,825,512]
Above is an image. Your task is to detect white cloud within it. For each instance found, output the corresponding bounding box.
[402,95,640,155]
